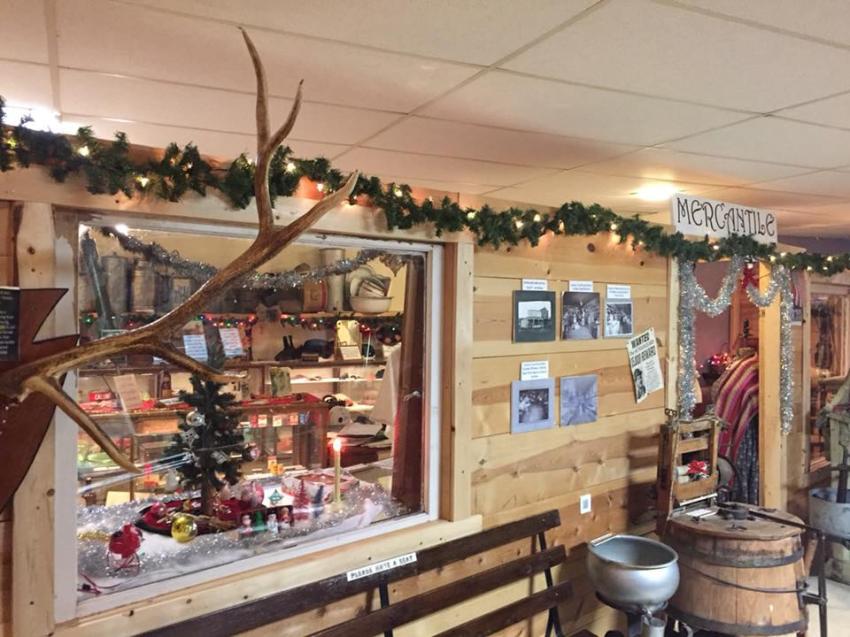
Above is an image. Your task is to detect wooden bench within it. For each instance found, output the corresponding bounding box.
[143,510,572,637]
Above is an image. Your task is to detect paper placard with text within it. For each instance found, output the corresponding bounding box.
[569,280,594,293]
[113,374,144,411]
[219,327,244,357]
[182,333,209,361]
[521,278,548,291]
[626,328,663,403]
[607,284,631,300]
[520,360,549,381]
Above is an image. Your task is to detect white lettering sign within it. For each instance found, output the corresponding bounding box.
[522,278,548,291]
[346,552,418,582]
[521,360,549,381]
[672,195,778,245]
[569,280,594,293]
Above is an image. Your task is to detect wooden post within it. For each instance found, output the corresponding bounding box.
[759,262,782,509]
[12,202,57,637]
[665,258,679,412]
[440,242,474,521]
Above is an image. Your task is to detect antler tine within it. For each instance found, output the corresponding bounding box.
[240,27,270,146]
[25,376,140,474]
[266,80,303,157]
[273,170,360,240]
[130,342,245,384]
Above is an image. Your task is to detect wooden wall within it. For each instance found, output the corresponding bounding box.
[469,233,669,635]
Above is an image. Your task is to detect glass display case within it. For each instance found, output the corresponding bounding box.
[73,222,429,599]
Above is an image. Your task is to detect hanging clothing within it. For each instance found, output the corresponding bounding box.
[732,414,759,504]
[713,355,759,459]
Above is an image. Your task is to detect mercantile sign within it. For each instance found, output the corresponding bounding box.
[672,194,778,245]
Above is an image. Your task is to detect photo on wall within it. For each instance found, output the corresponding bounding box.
[604,300,633,338]
[513,290,556,342]
[560,374,598,426]
[511,378,555,433]
[562,291,600,340]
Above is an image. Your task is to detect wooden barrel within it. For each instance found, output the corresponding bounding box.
[662,504,807,636]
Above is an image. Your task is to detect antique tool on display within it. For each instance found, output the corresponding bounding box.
[587,534,679,637]
[655,408,721,533]
[0,29,359,511]
[664,503,808,636]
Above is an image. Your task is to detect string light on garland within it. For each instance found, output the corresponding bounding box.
[2,94,849,269]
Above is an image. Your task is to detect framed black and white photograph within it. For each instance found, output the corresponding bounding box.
[511,378,555,433]
[560,374,598,426]
[604,300,633,338]
[562,291,600,340]
[513,290,556,342]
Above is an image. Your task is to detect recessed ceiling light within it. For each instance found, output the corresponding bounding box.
[632,183,680,202]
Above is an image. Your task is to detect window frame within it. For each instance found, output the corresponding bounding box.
[53,211,443,619]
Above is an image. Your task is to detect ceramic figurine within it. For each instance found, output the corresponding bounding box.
[267,513,279,535]
[239,514,253,537]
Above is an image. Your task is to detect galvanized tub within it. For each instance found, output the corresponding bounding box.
[587,534,679,613]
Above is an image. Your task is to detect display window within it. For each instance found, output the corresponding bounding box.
[66,216,441,606]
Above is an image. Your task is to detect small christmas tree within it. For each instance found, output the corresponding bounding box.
[164,343,246,516]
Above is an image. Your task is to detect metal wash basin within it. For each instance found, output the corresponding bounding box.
[587,534,680,613]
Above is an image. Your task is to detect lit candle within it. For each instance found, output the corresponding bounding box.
[332,436,342,506]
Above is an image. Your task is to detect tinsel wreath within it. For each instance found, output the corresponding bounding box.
[96,225,407,288]
[2,95,850,272]
[677,259,794,433]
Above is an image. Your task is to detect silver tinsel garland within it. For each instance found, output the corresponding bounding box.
[99,226,404,289]
[677,257,794,433]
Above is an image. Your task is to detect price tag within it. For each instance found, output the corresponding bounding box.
[521,279,548,291]
[219,327,244,357]
[569,280,594,293]
[607,284,632,300]
[520,360,549,381]
[182,334,209,361]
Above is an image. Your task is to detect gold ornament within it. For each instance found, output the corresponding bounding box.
[170,513,198,543]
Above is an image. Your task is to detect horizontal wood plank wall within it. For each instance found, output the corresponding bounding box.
[471,235,668,635]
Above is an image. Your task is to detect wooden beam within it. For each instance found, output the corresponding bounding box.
[759,262,782,509]
[666,258,679,412]
[440,242,474,521]
[12,202,57,637]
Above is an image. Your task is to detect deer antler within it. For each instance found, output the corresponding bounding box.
[0,30,358,473]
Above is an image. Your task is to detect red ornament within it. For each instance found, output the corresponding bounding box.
[108,523,143,571]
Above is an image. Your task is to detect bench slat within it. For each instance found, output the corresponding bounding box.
[141,510,561,637]
[433,580,574,637]
[310,545,567,637]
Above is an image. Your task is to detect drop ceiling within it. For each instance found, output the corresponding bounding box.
[4,0,850,237]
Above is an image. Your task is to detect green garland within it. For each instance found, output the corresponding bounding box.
[0,96,845,273]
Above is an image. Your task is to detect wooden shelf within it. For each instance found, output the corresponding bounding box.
[78,357,387,376]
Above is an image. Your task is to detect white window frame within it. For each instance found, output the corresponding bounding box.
[54,212,443,619]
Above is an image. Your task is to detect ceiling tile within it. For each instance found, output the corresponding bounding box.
[664,117,850,168]
[366,117,636,169]
[700,187,842,212]
[56,0,476,112]
[485,170,718,213]
[63,115,347,160]
[676,0,850,46]
[334,148,556,188]
[0,60,53,109]
[120,0,597,65]
[580,147,812,186]
[502,0,850,112]
[775,210,850,238]
[749,171,850,198]
[0,0,48,64]
[422,71,748,146]
[777,94,850,130]
[59,69,400,145]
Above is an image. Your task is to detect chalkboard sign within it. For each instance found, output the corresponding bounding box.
[0,287,20,362]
